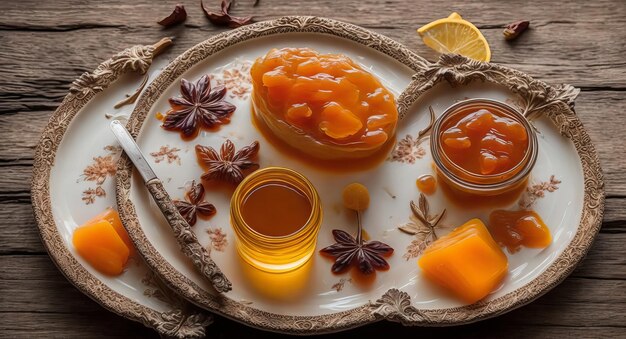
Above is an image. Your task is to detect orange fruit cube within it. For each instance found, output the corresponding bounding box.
[418,218,508,304]
[73,219,130,276]
[85,208,133,253]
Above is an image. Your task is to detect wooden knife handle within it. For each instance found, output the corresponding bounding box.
[146,178,232,293]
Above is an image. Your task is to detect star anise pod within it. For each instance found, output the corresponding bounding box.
[201,0,253,28]
[195,139,260,185]
[320,229,394,275]
[163,74,236,136]
[174,181,216,226]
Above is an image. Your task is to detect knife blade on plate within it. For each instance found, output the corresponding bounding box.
[110,120,232,293]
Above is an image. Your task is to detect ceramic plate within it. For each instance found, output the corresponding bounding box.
[31,39,212,338]
[115,17,604,334]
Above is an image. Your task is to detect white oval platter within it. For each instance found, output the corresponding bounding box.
[115,17,604,334]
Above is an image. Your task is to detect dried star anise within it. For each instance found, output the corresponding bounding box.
[201,0,254,28]
[195,139,260,184]
[320,229,394,275]
[163,75,236,136]
[157,4,187,27]
[174,181,216,226]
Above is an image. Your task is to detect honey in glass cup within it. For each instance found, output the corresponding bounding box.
[230,167,322,273]
[430,98,538,204]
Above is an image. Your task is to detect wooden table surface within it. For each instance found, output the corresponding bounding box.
[1,0,625,337]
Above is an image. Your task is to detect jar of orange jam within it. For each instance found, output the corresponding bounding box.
[431,99,538,201]
[230,167,322,273]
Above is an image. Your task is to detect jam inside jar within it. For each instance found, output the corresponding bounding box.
[431,99,538,203]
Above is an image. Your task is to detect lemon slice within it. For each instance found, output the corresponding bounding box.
[417,12,491,62]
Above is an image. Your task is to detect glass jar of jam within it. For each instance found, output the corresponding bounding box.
[431,98,538,203]
[230,167,322,273]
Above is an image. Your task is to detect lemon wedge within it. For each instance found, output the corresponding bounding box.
[417,12,491,62]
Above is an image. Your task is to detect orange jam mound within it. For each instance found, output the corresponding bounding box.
[440,108,528,175]
[72,209,132,276]
[489,210,551,253]
[418,218,508,304]
[250,47,398,160]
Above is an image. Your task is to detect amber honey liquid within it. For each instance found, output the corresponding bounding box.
[241,181,312,237]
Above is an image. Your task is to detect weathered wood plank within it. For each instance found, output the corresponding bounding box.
[0,22,624,109]
[0,312,157,339]
[1,255,624,336]
[1,311,625,339]
[2,0,625,28]
[0,0,625,110]
[0,203,43,253]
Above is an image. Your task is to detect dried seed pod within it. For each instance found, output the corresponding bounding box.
[157,4,187,27]
[503,20,530,41]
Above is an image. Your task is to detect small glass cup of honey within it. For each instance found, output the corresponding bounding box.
[230,167,322,273]
[431,98,538,202]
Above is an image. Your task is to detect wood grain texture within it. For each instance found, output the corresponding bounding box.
[1,0,624,337]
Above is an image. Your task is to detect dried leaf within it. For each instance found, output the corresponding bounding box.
[398,224,420,235]
[410,200,428,226]
[157,4,187,27]
[399,194,447,258]
[201,0,253,28]
[418,193,429,220]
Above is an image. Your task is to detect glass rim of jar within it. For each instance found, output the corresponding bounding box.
[430,98,538,191]
[231,166,320,241]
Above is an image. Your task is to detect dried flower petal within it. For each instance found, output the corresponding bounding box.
[195,139,260,184]
[320,229,394,275]
[503,20,530,41]
[157,4,187,27]
[201,0,253,28]
[174,181,216,226]
[163,75,236,136]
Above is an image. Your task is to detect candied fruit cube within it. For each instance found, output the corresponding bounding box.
[418,218,508,304]
[480,135,514,155]
[344,69,378,93]
[464,109,494,134]
[295,58,322,76]
[262,70,293,88]
[479,151,498,174]
[319,103,363,139]
[444,136,472,149]
[286,104,313,124]
[73,219,130,276]
[85,208,133,252]
[494,118,527,142]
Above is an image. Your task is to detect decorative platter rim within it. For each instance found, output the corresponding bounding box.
[115,16,605,334]
[30,40,213,338]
